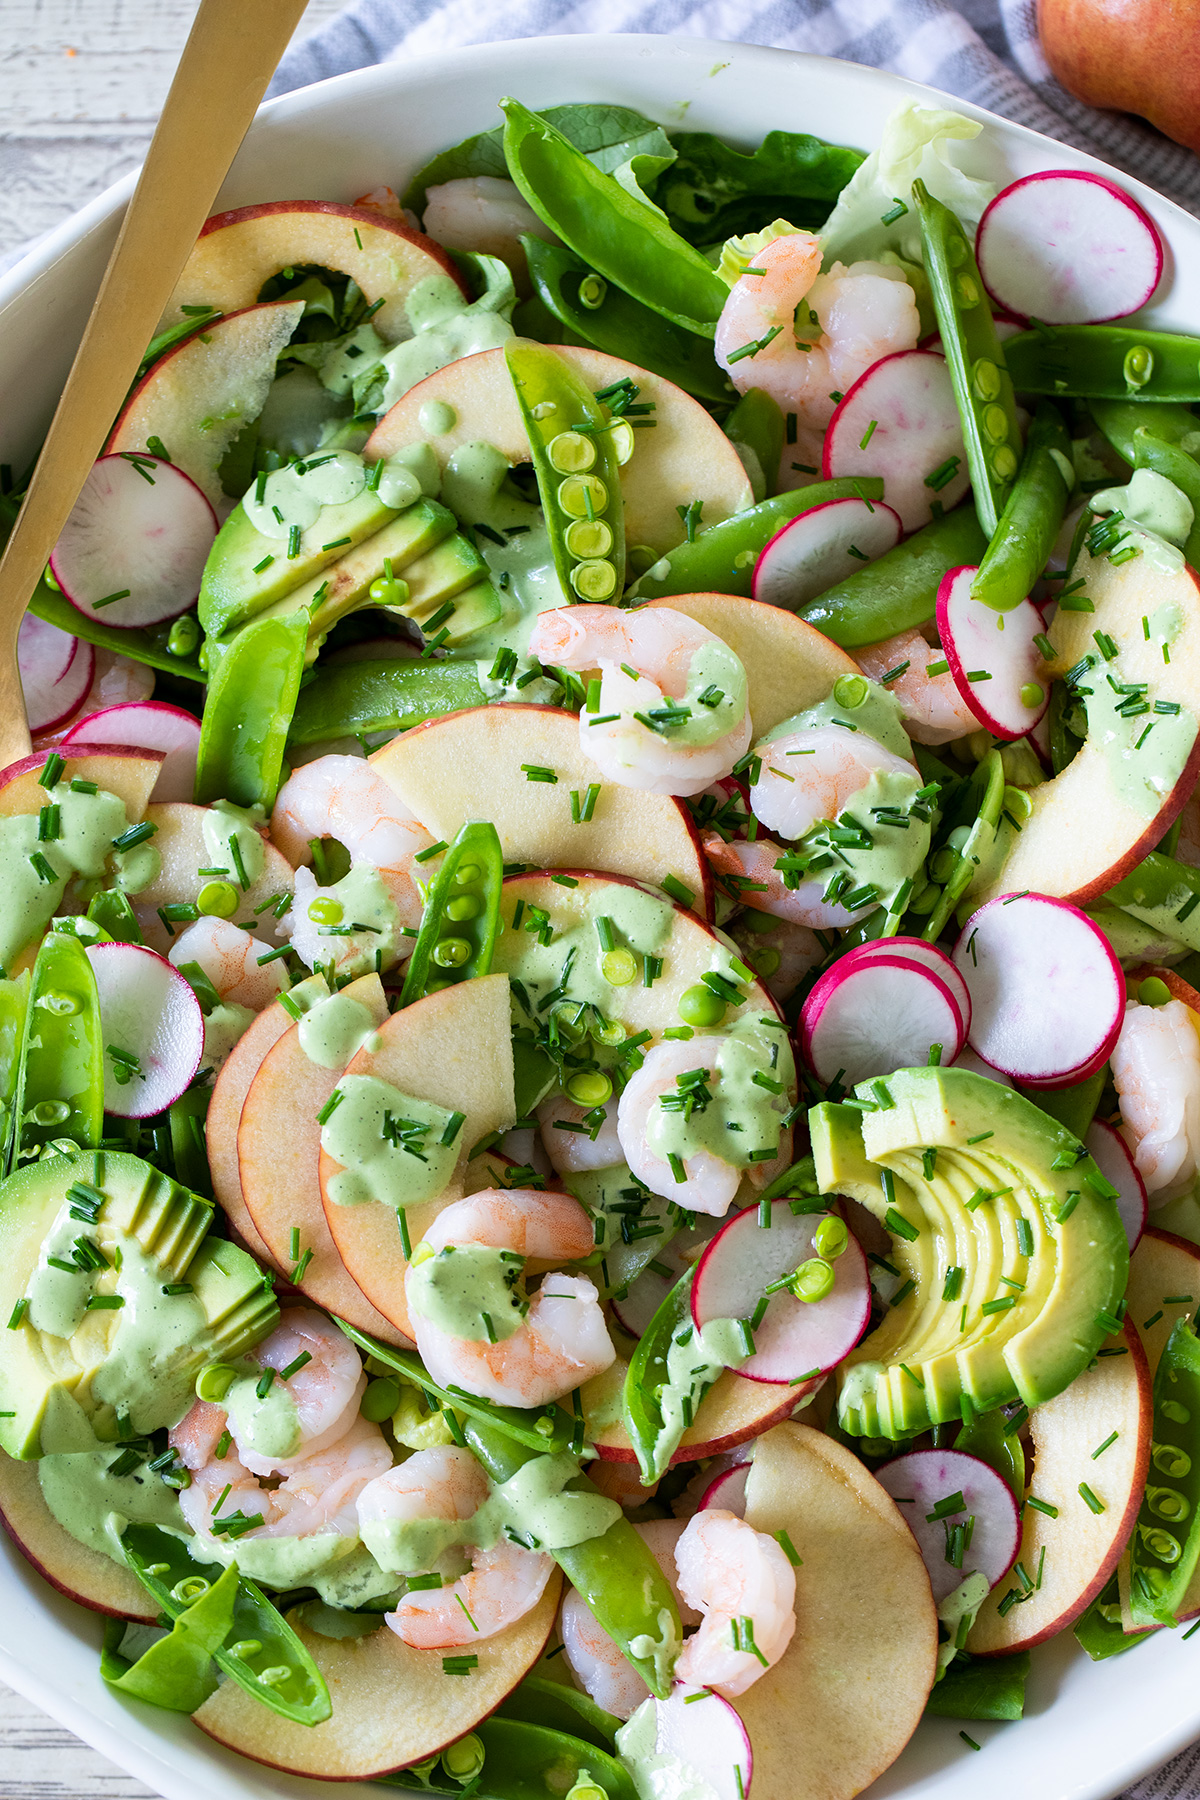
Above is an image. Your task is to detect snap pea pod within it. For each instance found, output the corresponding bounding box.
[1129,1317,1200,1627]
[912,179,1023,539]
[102,1560,239,1712]
[522,236,734,404]
[121,1522,331,1724]
[87,888,143,944]
[29,580,205,684]
[506,339,625,602]
[501,98,728,338]
[925,1649,1030,1720]
[623,1264,710,1484]
[921,748,1005,944]
[398,819,503,1006]
[1090,399,1200,567]
[796,503,988,647]
[970,401,1072,612]
[170,1083,213,1197]
[631,476,885,604]
[0,971,29,1167]
[288,658,487,746]
[1075,1580,1152,1660]
[498,1674,619,1750]
[1105,852,1200,955]
[1019,1065,1106,1140]
[724,388,785,502]
[195,610,307,809]
[379,1718,638,1799]
[465,1417,681,1699]
[12,930,103,1163]
[1004,325,1200,401]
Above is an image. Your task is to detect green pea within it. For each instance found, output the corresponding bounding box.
[451,863,481,889]
[748,946,781,979]
[955,274,980,308]
[306,895,343,926]
[1140,976,1173,1007]
[991,444,1019,480]
[1142,1527,1182,1564]
[368,576,409,607]
[446,894,481,923]
[196,1363,238,1402]
[565,518,614,559]
[547,431,596,474]
[199,880,240,919]
[432,937,472,969]
[360,1377,401,1422]
[602,948,638,987]
[29,1100,71,1127]
[1124,344,1155,389]
[167,613,201,657]
[591,1015,627,1046]
[442,1734,485,1781]
[558,473,609,518]
[982,403,1009,443]
[1018,683,1045,710]
[813,1216,849,1260]
[578,273,607,310]
[566,1069,613,1107]
[972,359,1001,402]
[570,558,617,600]
[791,1258,835,1302]
[1162,1399,1192,1424]
[1153,1443,1192,1477]
[832,673,869,709]
[738,909,779,935]
[1148,1486,1191,1523]
[678,984,725,1027]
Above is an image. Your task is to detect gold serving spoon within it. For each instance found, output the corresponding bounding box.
[0,0,310,768]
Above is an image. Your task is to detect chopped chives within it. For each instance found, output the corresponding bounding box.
[1078,1482,1105,1514]
[1026,1496,1058,1518]
[1091,1431,1118,1459]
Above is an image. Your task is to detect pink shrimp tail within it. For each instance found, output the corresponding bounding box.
[527,605,611,669]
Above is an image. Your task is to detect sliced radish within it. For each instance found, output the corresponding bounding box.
[1026,707,1053,774]
[975,171,1163,326]
[874,1448,1021,1602]
[692,1204,869,1384]
[651,1687,752,1800]
[936,566,1050,741]
[801,954,966,1089]
[700,1463,750,1516]
[17,614,95,733]
[610,1213,721,1341]
[953,895,1124,1087]
[85,942,204,1117]
[822,350,969,533]
[62,702,201,804]
[50,455,217,630]
[835,936,971,1040]
[752,498,902,609]
[1086,1118,1147,1252]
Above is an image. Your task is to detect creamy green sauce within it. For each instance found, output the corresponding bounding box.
[299,863,402,976]
[204,1001,256,1064]
[613,639,747,752]
[935,1570,990,1676]
[617,1697,723,1800]
[794,765,931,907]
[505,882,676,1018]
[224,1366,301,1462]
[193,1526,358,1588]
[320,1073,458,1209]
[1090,468,1195,573]
[297,990,378,1069]
[37,1446,185,1563]
[361,264,516,415]
[646,1317,747,1481]
[840,1359,887,1416]
[310,1546,403,1609]
[763,676,914,761]
[406,1243,526,1343]
[1076,662,1197,820]
[199,800,266,889]
[244,450,368,539]
[0,782,145,971]
[646,1022,793,1172]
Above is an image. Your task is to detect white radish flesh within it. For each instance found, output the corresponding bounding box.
[952,1045,1013,1089]
[1086,1118,1147,1252]
[17,614,95,733]
[975,171,1164,325]
[85,943,204,1117]
[953,895,1124,1086]
[752,498,901,609]
[836,936,971,1040]
[937,566,1050,740]
[692,1204,869,1384]
[651,1687,753,1800]
[822,351,969,533]
[62,702,201,804]
[699,1464,749,1517]
[51,455,217,630]
[874,1448,1021,1602]
[801,955,966,1089]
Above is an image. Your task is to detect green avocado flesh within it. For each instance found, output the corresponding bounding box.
[0,1150,277,1458]
[810,1067,1129,1439]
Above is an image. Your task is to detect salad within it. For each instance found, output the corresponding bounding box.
[0,86,1199,1800]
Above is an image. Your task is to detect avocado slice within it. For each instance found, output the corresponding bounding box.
[0,1150,277,1458]
[812,1067,1128,1439]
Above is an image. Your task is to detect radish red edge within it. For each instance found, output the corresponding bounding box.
[699,1463,750,1516]
[62,702,202,805]
[0,744,166,790]
[1085,1119,1147,1252]
[821,349,970,535]
[50,455,218,632]
[654,1686,752,1800]
[975,170,1163,326]
[800,953,967,1089]
[84,943,205,1119]
[874,1448,1021,1602]
[752,498,901,609]
[936,566,1050,742]
[17,616,96,735]
[832,936,971,1041]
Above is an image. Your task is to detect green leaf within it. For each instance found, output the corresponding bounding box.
[655,128,865,246]
[926,1649,1030,1720]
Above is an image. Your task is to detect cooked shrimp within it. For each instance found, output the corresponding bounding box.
[168,916,289,1013]
[237,1308,367,1475]
[852,630,978,746]
[617,1036,791,1216]
[749,724,917,843]
[527,605,752,799]
[537,1093,624,1176]
[353,185,419,229]
[391,1539,554,1648]
[560,1518,702,1719]
[406,1188,616,1408]
[1112,999,1200,1200]
[673,1508,796,1697]
[715,233,919,473]
[357,1445,489,1565]
[730,912,825,1003]
[422,176,558,293]
[704,832,875,930]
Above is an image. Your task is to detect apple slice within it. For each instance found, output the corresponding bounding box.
[132,802,295,953]
[238,972,412,1347]
[207,996,298,1271]
[731,1422,936,1800]
[1123,1226,1200,1376]
[107,300,305,508]
[365,343,753,554]
[320,974,515,1338]
[160,202,466,345]
[194,1568,560,1778]
[967,1323,1151,1653]
[585,1356,808,1466]
[642,594,860,739]
[0,1452,157,1623]
[370,707,712,918]
[973,544,1200,906]
[0,747,162,824]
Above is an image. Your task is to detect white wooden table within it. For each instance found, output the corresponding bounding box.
[0,8,343,1786]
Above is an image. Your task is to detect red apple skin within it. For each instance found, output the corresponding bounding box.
[0,745,163,792]
[1073,734,1200,905]
[592,1379,813,1466]
[196,199,464,286]
[1037,0,1200,157]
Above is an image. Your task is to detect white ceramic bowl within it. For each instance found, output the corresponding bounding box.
[1,32,1199,1800]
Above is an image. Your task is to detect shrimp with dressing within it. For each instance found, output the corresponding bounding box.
[527,604,752,798]
[536,1092,624,1176]
[704,830,879,930]
[852,630,979,746]
[560,1518,701,1718]
[1111,999,1200,1200]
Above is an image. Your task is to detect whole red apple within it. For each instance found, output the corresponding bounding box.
[1038,0,1200,155]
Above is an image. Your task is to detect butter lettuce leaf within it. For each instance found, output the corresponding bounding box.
[818,103,996,267]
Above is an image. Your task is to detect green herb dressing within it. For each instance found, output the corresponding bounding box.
[192,1525,358,1589]
[1090,468,1195,574]
[224,1366,301,1463]
[356,263,517,415]
[297,990,379,1069]
[0,782,144,970]
[646,1031,790,1170]
[505,881,676,1017]
[1079,666,1197,820]
[199,800,266,889]
[244,450,369,539]
[310,1546,404,1610]
[420,401,458,436]
[299,863,401,976]
[37,1447,185,1564]
[406,1243,526,1344]
[616,1695,723,1800]
[649,1316,747,1476]
[203,1001,257,1064]
[800,765,931,903]
[762,677,914,761]
[320,1073,458,1209]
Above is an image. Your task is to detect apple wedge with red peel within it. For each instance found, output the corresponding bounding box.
[0,748,163,823]
[974,545,1200,906]
[365,343,752,554]
[642,593,860,738]
[194,1569,560,1778]
[584,1355,812,1466]
[207,999,296,1272]
[160,203,466,345]
[968,1323,1151,1654]
[133,802,295,953]
[239,973,411,1347]
[0,1452,157,1623]
[320,974,515,1339]
[731,1422,936,1800]
[1123,1227,1200,1377]
[107,301,305,509]
[370,708,712,918]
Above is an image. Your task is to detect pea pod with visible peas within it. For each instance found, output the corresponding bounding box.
[795,502,988,648]
[913,179,1023,539]
[506,339,626,603]
[399,819,504,1006]
[1004,325,1200,402]
[970,401,1073,613]
[102,1560,239,1712]
[1128,1316,1200,1628]
[195,610,307,809]
[501,98,728,338]
[12,929,103,1164]
[378,1717,638,1798]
